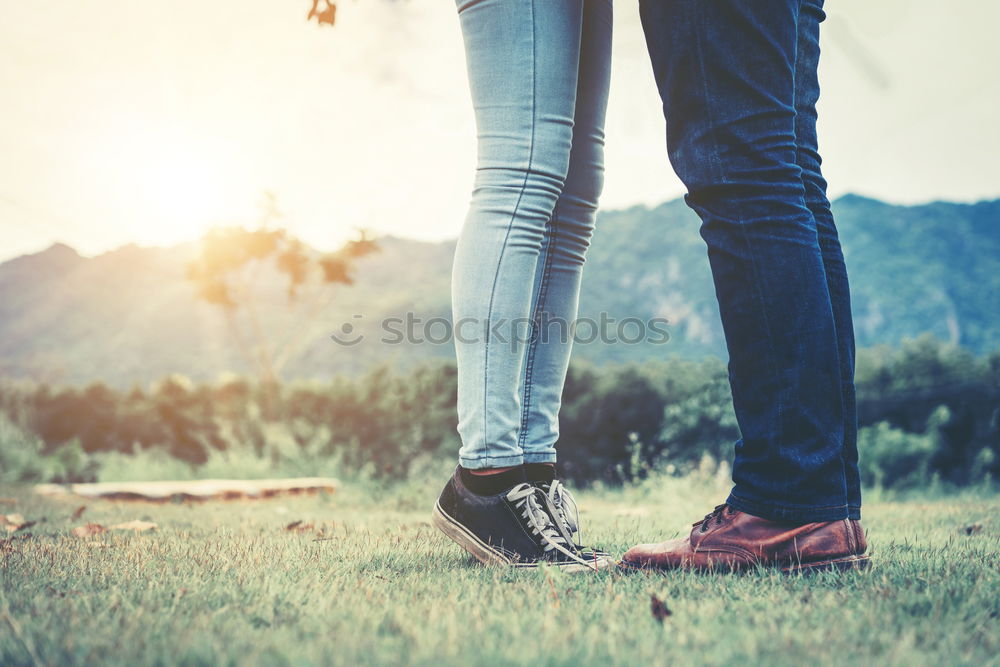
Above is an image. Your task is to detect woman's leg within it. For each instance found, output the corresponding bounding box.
[452,0,586,469]
[519,0,613,463]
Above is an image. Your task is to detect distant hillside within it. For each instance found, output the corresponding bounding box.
[576,195,1000,362]
[2,195,998,386]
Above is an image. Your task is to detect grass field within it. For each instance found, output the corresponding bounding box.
[1,472,998,666]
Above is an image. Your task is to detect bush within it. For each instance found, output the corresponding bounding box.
[0,414,95,483]
[0,337,997,489]
[858,418,938,489]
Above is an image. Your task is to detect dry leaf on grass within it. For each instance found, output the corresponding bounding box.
[285,520,316,533]
[71,523,107,538]
[109,520,157,532]
[650,594,673,622]
[71,505,87,520]
[2,513,36,533]
[73,520,157,537]
[0,498,17,506]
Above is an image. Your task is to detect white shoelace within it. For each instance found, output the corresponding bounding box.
[505,483,595,570]
[544,480,581,546]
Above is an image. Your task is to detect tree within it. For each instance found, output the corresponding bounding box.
[186,195,378,401]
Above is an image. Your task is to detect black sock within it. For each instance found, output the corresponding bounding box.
[459,465,526,496]
[524,463,556,485]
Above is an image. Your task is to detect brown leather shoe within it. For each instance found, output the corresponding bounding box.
[621,504,870,574]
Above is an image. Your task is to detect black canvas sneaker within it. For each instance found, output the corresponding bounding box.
[536,478,611,558]
[432,467,612,572]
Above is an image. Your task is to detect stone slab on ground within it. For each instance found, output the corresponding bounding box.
[34,477,338,502]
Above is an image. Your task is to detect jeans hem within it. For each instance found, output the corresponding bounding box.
[727,490,852,523]
[459,454,525,469]
[522,452,557,464]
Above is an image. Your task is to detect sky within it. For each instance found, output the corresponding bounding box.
[1,0,998,262]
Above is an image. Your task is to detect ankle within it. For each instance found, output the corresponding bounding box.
[524,462,556,485]
[459,465,526,496]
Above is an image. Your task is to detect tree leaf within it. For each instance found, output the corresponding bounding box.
[307,0,336,26]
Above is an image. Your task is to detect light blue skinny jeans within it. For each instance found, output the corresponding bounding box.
[452,0,613,469]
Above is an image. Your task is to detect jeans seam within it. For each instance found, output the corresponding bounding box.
[480,0,537,461]
[518,212,558,449]
[790,9,852,509]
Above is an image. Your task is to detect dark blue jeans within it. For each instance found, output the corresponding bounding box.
[639,0,861,522]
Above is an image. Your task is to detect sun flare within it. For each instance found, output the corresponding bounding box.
[85,117,256,247]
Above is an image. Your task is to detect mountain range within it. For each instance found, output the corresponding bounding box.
[2,194,998,387]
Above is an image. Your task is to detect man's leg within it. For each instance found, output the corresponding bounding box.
[638,0,848,521]
[623,0,869,572]
[793,0,862,518]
